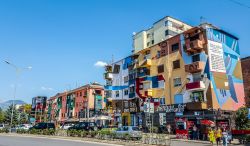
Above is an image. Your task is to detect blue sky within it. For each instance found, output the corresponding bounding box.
[0,0,249,103]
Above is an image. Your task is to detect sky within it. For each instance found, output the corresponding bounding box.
[0,0,249,103]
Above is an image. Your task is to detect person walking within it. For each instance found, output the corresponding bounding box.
[215,127,222,146]
[208,127,215,145]
[222,129,228,146]
[193,125,198,140]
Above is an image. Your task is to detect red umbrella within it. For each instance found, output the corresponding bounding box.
[201,120,215,126]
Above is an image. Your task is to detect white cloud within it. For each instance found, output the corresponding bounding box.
[41,86,54,91]
[94,61,107,67]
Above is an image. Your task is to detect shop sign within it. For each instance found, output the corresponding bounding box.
[144,102,154,113]
[157,104,186,113]
[176,129,188,139]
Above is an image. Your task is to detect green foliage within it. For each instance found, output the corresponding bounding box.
[67,129,87,137]
[235,107,250,130]
[19,112,28,124]
[17,129,28,134]
[0,128,9,133]
[0,108,5,123]
[4,105,18,127]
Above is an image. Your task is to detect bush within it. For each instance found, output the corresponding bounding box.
[0,128,9,133]
[17,129,28,134]
[67,129,87,137]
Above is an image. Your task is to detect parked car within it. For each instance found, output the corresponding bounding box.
[114,126,142,140]
[29,122,55,130]
[0,124,5,130]
[17,124,32,130]
[60,123,74,130]
[68,122,98,131]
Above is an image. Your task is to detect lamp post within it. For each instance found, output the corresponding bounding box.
[4,60,32,130]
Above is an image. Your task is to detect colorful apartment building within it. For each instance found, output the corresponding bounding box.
[133,16,192,53]
[31,96,47,123]
[241,56,250,107]
[47,83,105,124]
[105,17,245,129]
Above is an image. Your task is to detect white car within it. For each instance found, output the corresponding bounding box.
[17,124,32,130]
[114,126,142,139]
[61,123,74,130]
[0,124,5,130]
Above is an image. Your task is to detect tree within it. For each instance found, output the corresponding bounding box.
[4,105,18,127]
[18,112,28,124]
[0,108,5,123]
[235,107,250,130]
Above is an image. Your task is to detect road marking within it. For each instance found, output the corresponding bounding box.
[0,134,123,146]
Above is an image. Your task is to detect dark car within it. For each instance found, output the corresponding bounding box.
[30,122,55,130]
[68,122,97,131]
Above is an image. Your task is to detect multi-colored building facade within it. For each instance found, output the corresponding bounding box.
[31,96,47,123]
[104,17,245,130]
[47,83,105,124]
[241,56,250,107]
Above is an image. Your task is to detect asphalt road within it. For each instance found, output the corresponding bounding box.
[0,135,244,146]
[0,135,121,146]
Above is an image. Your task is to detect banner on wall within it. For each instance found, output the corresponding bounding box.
[207,40,226,73]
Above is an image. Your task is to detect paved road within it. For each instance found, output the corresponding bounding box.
[0,135,244,146]
[0,135,121,146]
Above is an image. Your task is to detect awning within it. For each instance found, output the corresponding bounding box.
[200,120,215,126]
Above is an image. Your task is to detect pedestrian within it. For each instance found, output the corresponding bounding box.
[208,127,215,145]
[215,127,222,146]
[222,129,228,146]
[193,125,198,140]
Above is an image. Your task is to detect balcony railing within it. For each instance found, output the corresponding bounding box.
[104,73,113,80]
[186,102,207,110]
[186,81,205,91]
[185,61,204,73]
[184,39,204,54]
[139,59,152,68]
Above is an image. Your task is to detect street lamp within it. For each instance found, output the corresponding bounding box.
[4,60,32,130]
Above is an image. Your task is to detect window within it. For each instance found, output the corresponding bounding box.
[124,76,129,83]
[113,64,120,73]
[158,65,164,73]
[157,51,161,58]
[165,30,178,36]
[192,54,200,62]
[143,82,151,90]
[151,40,154,45]
[158,80,165,88]
[80,92,82,97]
[115,91,119,97]
[147,42,150,47]
[173,60,180,69]
[173,77,182,87]
[171,43,179,52]
[190,34,199,41]
[129,86,135,93]
[124,90,128,96]
[165,20,172,27]
[160,97,165,105]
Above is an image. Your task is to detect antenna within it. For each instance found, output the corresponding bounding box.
[111,54,114,64]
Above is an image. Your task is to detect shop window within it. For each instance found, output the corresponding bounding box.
[173,60,180,69]
[173,77,182,87]
[129,86,135,93]
[124,76,129,83]
[158,65,164,73]
[171,43,179,52]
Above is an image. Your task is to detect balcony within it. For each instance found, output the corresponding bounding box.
[186,102,207,110]
[185,61,205,73]
[144,89,153,97]
[186,81,205,91]
[105,65,112,73]
[139,59,152,68]
[104,73,113,80]
[185,39,204,54]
